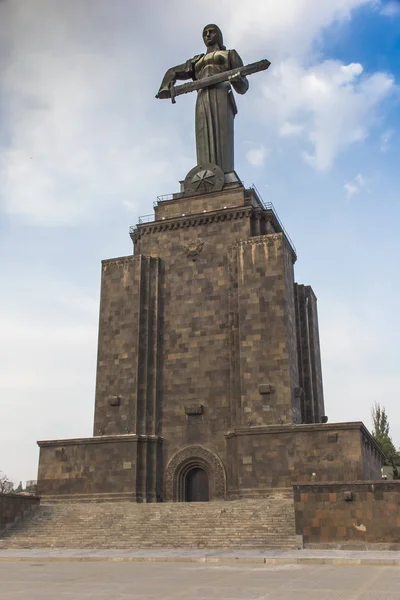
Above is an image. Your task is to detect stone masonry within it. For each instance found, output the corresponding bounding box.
[37,181,384,501]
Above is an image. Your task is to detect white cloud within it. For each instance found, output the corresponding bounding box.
[344,182,359,197]
[380,129,394,152]
[344,172,366,197]
[0,1,190,226]
[280,122,305,137]
[320,299,400,442]
[355,173,365,186]
[261,59,394,170]
[142,0,378,63]
[0,0,392,227]
[246,145,268,166]
[381,1,400,16]
[0,277,99,482]
[218,0,378,59]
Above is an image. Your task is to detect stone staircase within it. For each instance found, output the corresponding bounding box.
[0,495,299,550]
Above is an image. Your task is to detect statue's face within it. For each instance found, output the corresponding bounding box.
[203,26,219,48]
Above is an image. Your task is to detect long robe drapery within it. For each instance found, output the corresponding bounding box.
[157,49,249,173]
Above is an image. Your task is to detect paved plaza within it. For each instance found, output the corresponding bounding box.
[1,559,399,600]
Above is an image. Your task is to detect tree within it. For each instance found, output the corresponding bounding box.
[372,403,400,478]
[0,471,14,494]
[15,481,23,493]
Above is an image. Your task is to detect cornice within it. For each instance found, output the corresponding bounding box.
[235,232,297,261]
[37,434,163,447]
[225,421,374,438]
[101,255,136,268]
[131,206,253,242]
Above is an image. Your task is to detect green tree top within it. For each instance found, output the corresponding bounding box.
[372,402,400,475]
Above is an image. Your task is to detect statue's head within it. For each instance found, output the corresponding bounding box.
[203,24,226,50]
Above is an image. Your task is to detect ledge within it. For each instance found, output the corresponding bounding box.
[0,493,40,501]
[37,434,163,448]
[226,421,365,436]
[293,481,400,489]
[101,255,135,266]
[225,421,384,455]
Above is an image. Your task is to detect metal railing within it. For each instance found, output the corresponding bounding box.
[250,184,297,256]
[155,193,174,205]
[137,214,154,224]
[132,184,297,257]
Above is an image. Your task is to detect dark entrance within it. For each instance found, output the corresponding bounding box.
[185,467,209,502]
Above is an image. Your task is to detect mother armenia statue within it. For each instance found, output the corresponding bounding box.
[156,24,269,176]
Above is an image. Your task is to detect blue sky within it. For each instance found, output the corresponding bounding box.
[0,0,399,485]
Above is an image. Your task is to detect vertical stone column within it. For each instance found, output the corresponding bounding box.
[294,284,325,423]
[228,234,300,426]
[93,256,141,436]
[135,256,161,437]
[93,254,161,501]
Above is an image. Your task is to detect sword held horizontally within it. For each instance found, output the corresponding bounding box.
[156,58,271,104]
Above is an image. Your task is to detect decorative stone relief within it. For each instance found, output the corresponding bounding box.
[185,405,204,415]
[132,208,252,241]
[180,241,204,261]
[102,256,135,273]
[108,396,122,407]
[183,163,224,196]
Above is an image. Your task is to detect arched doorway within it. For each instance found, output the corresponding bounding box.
[165,445,227,502]
[185,467,209,502]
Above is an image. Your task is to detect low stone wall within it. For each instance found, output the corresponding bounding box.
[37,434,162,502]
[0,493,40,533]
[226,422,383,493]
[294,482,400,549]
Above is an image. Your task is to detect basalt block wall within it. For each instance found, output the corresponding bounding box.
[37,435,162,501]
[225,422,383,496]
[0,494,40,533]
[294,482,400,548]
[37,186,332,500]
[294,284,325,423]
[93,255,161,438]
[94,187,306,476]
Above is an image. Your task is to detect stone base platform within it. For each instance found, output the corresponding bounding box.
[37,422,383,501]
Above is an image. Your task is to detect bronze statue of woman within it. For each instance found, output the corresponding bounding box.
[157,24,249,174]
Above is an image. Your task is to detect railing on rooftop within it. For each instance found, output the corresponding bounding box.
[132,184,296,257]
[155,193,174,205]
[250,184,297,257]
[137,214,154,224]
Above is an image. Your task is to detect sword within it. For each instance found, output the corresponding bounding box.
[156,58,271,104]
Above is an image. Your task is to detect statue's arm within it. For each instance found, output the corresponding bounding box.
[228,50,249,95]
[156,55,203,99]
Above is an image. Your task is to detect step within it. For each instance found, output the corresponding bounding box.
[0,498,298,550]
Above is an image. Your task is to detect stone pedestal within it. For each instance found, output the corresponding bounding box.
[36,181,384,500]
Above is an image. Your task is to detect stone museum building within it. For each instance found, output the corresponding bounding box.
[36,24,384,505]
[36,180,384,502]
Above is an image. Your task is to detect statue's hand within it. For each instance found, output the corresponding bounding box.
[156,88,171,100]
[228,71,242,82]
